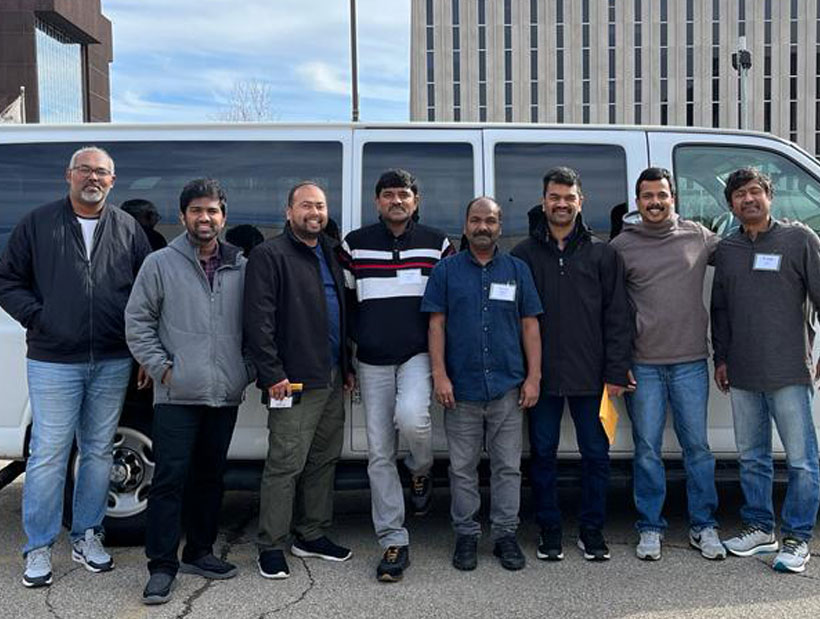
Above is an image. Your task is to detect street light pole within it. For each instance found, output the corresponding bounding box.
[350,0,360,122]
[732,36,752,130]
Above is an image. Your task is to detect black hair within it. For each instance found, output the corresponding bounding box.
[375,169,418,197]
[464,196,502,221]
[724,167,774,205]
[542,166,582,196]
[287,180,326,207]
[635,167,676,198]
[225,224,264,258]
[179,178,227,214]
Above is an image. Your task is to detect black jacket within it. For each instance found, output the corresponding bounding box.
[511,210,632,396]
[243,225,351,391]
[0,197,151,363]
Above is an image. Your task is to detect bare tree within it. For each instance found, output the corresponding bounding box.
[213,79,277,122]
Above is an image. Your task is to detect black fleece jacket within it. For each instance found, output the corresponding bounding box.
[243,225,351,391]
[511,209,632,396]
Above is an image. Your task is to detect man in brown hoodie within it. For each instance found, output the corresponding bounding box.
[611,167,725,562]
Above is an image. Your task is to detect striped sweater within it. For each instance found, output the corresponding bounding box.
[339,219,454,365]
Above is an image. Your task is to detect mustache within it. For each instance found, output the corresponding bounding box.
[471,231,492,238]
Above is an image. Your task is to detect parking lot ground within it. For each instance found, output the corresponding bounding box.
[1,472,819,619]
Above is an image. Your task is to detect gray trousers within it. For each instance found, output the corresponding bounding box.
[358,353,433,548]
[445,388,522,540]
[257,369,344,550]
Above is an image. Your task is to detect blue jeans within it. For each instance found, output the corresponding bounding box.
[22,358,132,555]
[626,360,718,533]
[730,384,820,542]
[529,394,610,531]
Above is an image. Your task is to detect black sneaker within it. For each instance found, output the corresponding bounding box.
[180,554,238,580]
[493,535,526,571]
[577,528,610,561]
[142,572,175,605]
[291,536,352,562]
[536,526,564,561]
[452,535,478,571]
[258,549,290,579]
[377,545,410,582]
[410,474,433,516]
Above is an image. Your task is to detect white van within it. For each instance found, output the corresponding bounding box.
[2,122,819,537]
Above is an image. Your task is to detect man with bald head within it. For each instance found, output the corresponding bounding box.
[0,146,151,587]
[422,197,542,572]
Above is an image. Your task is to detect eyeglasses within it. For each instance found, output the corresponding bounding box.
[71,165,113,178]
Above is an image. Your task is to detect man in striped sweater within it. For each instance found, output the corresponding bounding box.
[339,169,454,582]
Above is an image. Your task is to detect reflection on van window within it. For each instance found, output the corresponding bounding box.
[361,142,474,240]
[674,145,820,236]
[493,142,628,246]
[0,141,343,250]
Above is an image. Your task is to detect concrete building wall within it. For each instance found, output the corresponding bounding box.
[410,0,820,156]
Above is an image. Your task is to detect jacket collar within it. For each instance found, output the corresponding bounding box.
[169,232,243,268]
[528,205,591,251]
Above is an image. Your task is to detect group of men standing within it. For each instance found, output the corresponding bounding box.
[0,146,817,604]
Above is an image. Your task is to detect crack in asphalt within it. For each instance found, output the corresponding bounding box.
[258,557,316,619]
[175,506,258,619]
[44,563,86,619]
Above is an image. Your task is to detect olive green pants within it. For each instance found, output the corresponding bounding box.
[257,369,344,550]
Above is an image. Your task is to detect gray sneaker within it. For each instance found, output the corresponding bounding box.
[636,530,662,561]
[23,546,52,588]
[773,538,810,573]
[71,528,114,572]
[723,525,778,557]
[689,527,727,560]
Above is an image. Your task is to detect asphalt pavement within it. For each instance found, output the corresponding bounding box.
[1,468,819,619]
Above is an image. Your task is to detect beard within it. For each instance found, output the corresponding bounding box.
[79,185,106,204]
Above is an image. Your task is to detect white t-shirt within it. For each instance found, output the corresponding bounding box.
[76,216,99,260]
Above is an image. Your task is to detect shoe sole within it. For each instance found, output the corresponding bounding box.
[179,563,238,579]
[726,541,779,558]
[536,549,564,561]
[636,550,661,561]
[257,559,290,580]
[577,540,610,561]
[377,557,410,583]
[689,540,727,560]
[452,560,477,571]
[773,555,809,573]
[22,574,52,588]
[142,581,175,606]
[290,545,352,562]
[71,551,114,573]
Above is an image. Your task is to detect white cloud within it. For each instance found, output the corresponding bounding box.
[102,0,410,122]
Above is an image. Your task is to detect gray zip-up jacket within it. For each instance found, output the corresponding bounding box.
[711,219,820,391]
[125,233,253,407]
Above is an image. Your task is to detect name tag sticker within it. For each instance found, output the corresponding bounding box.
[753,253,782,272]
[489,282,517,302]
[398,269,423,285]
[268,397,293,409]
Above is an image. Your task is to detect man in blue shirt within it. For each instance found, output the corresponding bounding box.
[422,197,542,572]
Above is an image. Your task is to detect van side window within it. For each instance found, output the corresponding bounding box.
[0,141,344,250]
[493,142,628,244]
[674,145,820,236]
[361,142,474,241]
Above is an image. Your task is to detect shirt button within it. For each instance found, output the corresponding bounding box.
[483,306,488,311]
[484,326,489,332]
[484,347,489,352]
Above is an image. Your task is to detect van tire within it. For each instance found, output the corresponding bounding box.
[62,414,154,546]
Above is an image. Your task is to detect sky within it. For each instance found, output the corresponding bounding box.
[102,0,411,123]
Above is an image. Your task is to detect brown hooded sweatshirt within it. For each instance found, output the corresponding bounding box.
[611,213,719,365]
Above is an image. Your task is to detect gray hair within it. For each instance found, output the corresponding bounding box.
[68,146,115,174]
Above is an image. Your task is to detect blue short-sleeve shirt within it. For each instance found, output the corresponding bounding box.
[421,248,543,401]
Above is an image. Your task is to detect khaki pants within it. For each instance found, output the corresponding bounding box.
[257,369,344,550]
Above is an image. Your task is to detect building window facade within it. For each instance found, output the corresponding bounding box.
[711,0,720,128]
[556,0,565,123]
[478,0,487,122]
[608,0,616,124]
[660,0,669,125]
[530,0,538,123]
[452,0,461,121]
[504,0,513,122]
[634,0,642,125]
[686,0,694,126]
[764,0,773,133]
[35,18,84,123]
[790,0,799,143]
[426,0,435,121]
[582,0,591,123]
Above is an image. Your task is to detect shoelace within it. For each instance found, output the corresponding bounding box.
[384,547,400,563]
[737,525,765,540]
[83,532,106,557]
[781,538,803,555]
[412,477,426,493]
[27,548,50,571]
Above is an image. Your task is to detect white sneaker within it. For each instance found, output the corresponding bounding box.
[689,527,727,560]
[636,530,662,561]
[773,538,810,573]
[723,525,778,557]
[71,529,114,572]
[23,546,52,588]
